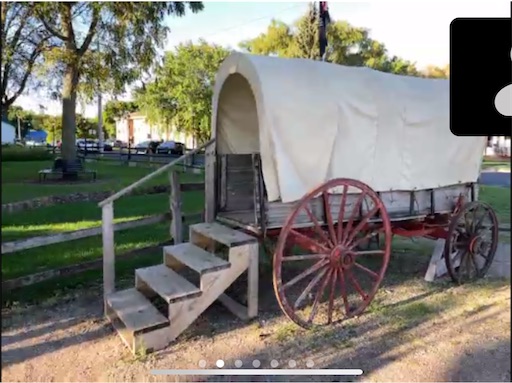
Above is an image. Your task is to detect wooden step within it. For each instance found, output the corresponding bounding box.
[190,222,257,247]
[164,243,230,275]
[106,288,172,354]
[135,264,202,304]
[106,288,169,333]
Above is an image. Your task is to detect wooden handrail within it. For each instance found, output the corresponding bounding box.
[98,138,214,207]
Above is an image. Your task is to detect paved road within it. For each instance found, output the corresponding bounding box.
[480,172,510,187]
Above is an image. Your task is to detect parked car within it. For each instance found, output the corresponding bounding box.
[103,141,113,151]
[134,140,160,154]
[25,140,47,147]
[156,141,185,155]
[114,140,128,149]
[76,139,99,152]
[105,139,126,149]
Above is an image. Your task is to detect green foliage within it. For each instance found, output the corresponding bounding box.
[137,40,230,143]
[1,145,53,162]
[239,3,419,76]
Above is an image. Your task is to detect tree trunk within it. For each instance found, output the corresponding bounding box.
[61,61,80,172]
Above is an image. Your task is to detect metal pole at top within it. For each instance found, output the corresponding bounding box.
[318,1,330,62]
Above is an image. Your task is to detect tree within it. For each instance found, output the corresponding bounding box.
[239,3,418,76]
[29,2,204,171]
[422,64,449,79]
[1,3,54,116]
[137,40,230,143]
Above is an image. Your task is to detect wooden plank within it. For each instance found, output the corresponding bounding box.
[106,288,169,334]
[205,141,216,222]
[135,264,202,304]
[170,171,183,244]
[190,222,257,247]
[103,203,115,297]
[2,213,170,254]
[98,138,213,207]
[163,243,230,275]
[219,155,227,210]
[166,242,256,342]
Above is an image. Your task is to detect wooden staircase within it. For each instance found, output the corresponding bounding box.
[105,222,259,354]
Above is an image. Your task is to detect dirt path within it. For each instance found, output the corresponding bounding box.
[2,272,510,383]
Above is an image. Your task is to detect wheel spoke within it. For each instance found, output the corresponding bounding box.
[344,205,380,246]
[337,266,350,316]
[307,268,332,324]
[283,254,328,262]
[353,262,379,279]
[470,206,482,233]
[289,229,330,253]
[347,269,368,301]
[349,231,379,250]
[342,191,366,243]
[294,267,328,310]
[282,258,329,289]
[322,192,337,246]
[468,252,479,276]
[327,267,338,324]
[352,250,385,256]
[336,184,349,244]
[303,205,333,248]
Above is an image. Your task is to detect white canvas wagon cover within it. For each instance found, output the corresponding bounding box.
[212,52,486,203]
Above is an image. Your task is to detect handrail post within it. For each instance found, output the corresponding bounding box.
[102,202,115,299]
[169,170,183,244]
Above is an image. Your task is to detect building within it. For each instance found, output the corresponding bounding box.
[486,136,511,157]
[115,112,197,149]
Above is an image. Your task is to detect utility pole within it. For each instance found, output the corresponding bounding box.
[97,39,104,153]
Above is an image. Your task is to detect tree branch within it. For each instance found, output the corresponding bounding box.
[38,15,67,41]
[78,8,99,55]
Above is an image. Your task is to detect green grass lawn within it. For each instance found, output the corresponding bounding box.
[1,160,203,203]
[481,158,511,170]
[479,185,510,223]
[1,192,204,241]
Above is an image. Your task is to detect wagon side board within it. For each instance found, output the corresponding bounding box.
[265,183,478,229]
[212,153,478,233]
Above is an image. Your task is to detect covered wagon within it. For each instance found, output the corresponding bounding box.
[205,52,497,327]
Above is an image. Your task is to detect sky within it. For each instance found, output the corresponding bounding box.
[14,0,511,118]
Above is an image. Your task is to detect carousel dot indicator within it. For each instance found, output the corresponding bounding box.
[288,360,297,368]
[270,359,279,368]
[198,359,207,368]
[216,360,225,368]
[234,360,243,368]
[306,360,315,368]
[252,359,261,368]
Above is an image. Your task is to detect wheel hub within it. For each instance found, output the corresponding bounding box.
[329,246,355,268]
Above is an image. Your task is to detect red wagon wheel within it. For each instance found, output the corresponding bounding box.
[444,201,499,284]
[273,178,392,328]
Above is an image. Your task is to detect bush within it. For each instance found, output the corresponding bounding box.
[1,145,54,162]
